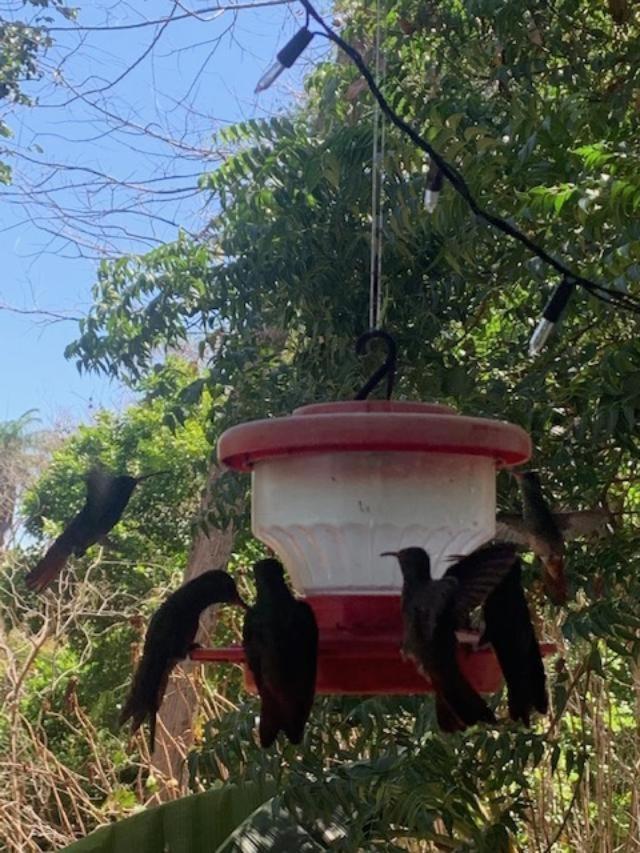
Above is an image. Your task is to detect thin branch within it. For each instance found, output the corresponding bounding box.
[47,1,295,33]
[0,302,82,323]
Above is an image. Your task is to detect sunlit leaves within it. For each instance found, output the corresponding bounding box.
[50,0,640,846]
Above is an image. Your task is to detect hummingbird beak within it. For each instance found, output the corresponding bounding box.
[136,469,171,482]
[380,551,398,558]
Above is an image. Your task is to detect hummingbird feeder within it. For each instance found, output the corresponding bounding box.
[192,333,541,694]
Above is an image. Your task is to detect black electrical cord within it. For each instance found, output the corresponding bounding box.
[301,0,640,317]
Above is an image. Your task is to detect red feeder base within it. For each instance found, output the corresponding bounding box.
[191,595,555,695]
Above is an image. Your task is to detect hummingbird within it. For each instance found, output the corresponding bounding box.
[120,570,246,751]
[242,558,318,748]
[482,557,548,725]
[496,470,609,604]
[26,466,168,592]
[382,543,518,732]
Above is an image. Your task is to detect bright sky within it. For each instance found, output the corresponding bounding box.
[0,1,324,427]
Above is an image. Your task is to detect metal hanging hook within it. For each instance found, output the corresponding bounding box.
[354,329,397,400]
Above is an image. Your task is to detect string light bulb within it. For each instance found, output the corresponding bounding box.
[529,277,575,357]
[255,28,314,93]
[424,162,444,213]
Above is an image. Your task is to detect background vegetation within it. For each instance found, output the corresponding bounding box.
[1,0,640,849]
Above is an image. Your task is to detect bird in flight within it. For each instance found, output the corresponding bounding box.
[26,466,167,592]
[496,470,610,604]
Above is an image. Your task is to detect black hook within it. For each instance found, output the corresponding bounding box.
[354,330,397,400]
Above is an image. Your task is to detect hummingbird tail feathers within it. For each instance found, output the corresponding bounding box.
[542,555,567,604]
[25,537,73,592]
[148,714,157,753]
[430,663,495,730]
[258,688,282,748]
[505,655,548,725]
[435,696,466,733]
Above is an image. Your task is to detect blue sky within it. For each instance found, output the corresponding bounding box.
[0,1,324,427]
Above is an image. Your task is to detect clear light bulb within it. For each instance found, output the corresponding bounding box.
[528,277,575,357]
[424,163,444,213]
[255,61,287,93]
[255,28,314,93]
[424,188,439,213]
[528,318,555,357]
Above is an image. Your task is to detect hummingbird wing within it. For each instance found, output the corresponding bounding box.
[552,509,611,540]
[242,599,318,748]
[94,477,140,540]
[445,542,519,622]
[242,608,282,748]
[495,513,530,546]
[404,579,495,731]
[497,509,611,544]
[482,560,548,724]
[85,467,116,518]
[280,600,318,744]
[430,605,496,729]
[498,508,568,603]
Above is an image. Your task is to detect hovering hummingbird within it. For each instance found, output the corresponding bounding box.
[496,470,610,604]
[382,543,519,732]
[242,558,318,748]
[482,557,548,726]
[120,570,246,751]
[26,466,168,592]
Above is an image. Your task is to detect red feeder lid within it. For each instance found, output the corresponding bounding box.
[218,400,531,472]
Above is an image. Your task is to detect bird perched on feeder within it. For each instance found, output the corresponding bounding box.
[382,543,519,732]
[242,558,318,748]
[26,466,168,592]
[120,570,246,751]
[482,557,548,726]
[496,470,610,605]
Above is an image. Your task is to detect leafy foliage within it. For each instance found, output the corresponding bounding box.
[6,0,640,848]
[60,779,277,853]
[0,1,75,179]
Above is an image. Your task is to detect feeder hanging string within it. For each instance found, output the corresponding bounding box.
[369,0,386,329]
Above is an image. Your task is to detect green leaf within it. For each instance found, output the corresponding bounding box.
[60,780,277,853]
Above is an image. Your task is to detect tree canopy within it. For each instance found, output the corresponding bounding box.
[0,1,75,180]
[2,0,640,849]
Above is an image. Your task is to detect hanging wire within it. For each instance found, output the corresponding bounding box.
[368,0,386,329]
[298,0,640,317]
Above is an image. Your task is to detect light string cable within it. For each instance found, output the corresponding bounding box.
[299,0,640,317]
[369,0,386,329]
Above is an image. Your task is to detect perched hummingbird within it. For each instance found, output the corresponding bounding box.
[496,470,609,604]
[242,558,318,748]
[120,570,246,751]
[26,467,168,592]
[382,543,518,732]
[482,557,548,726]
